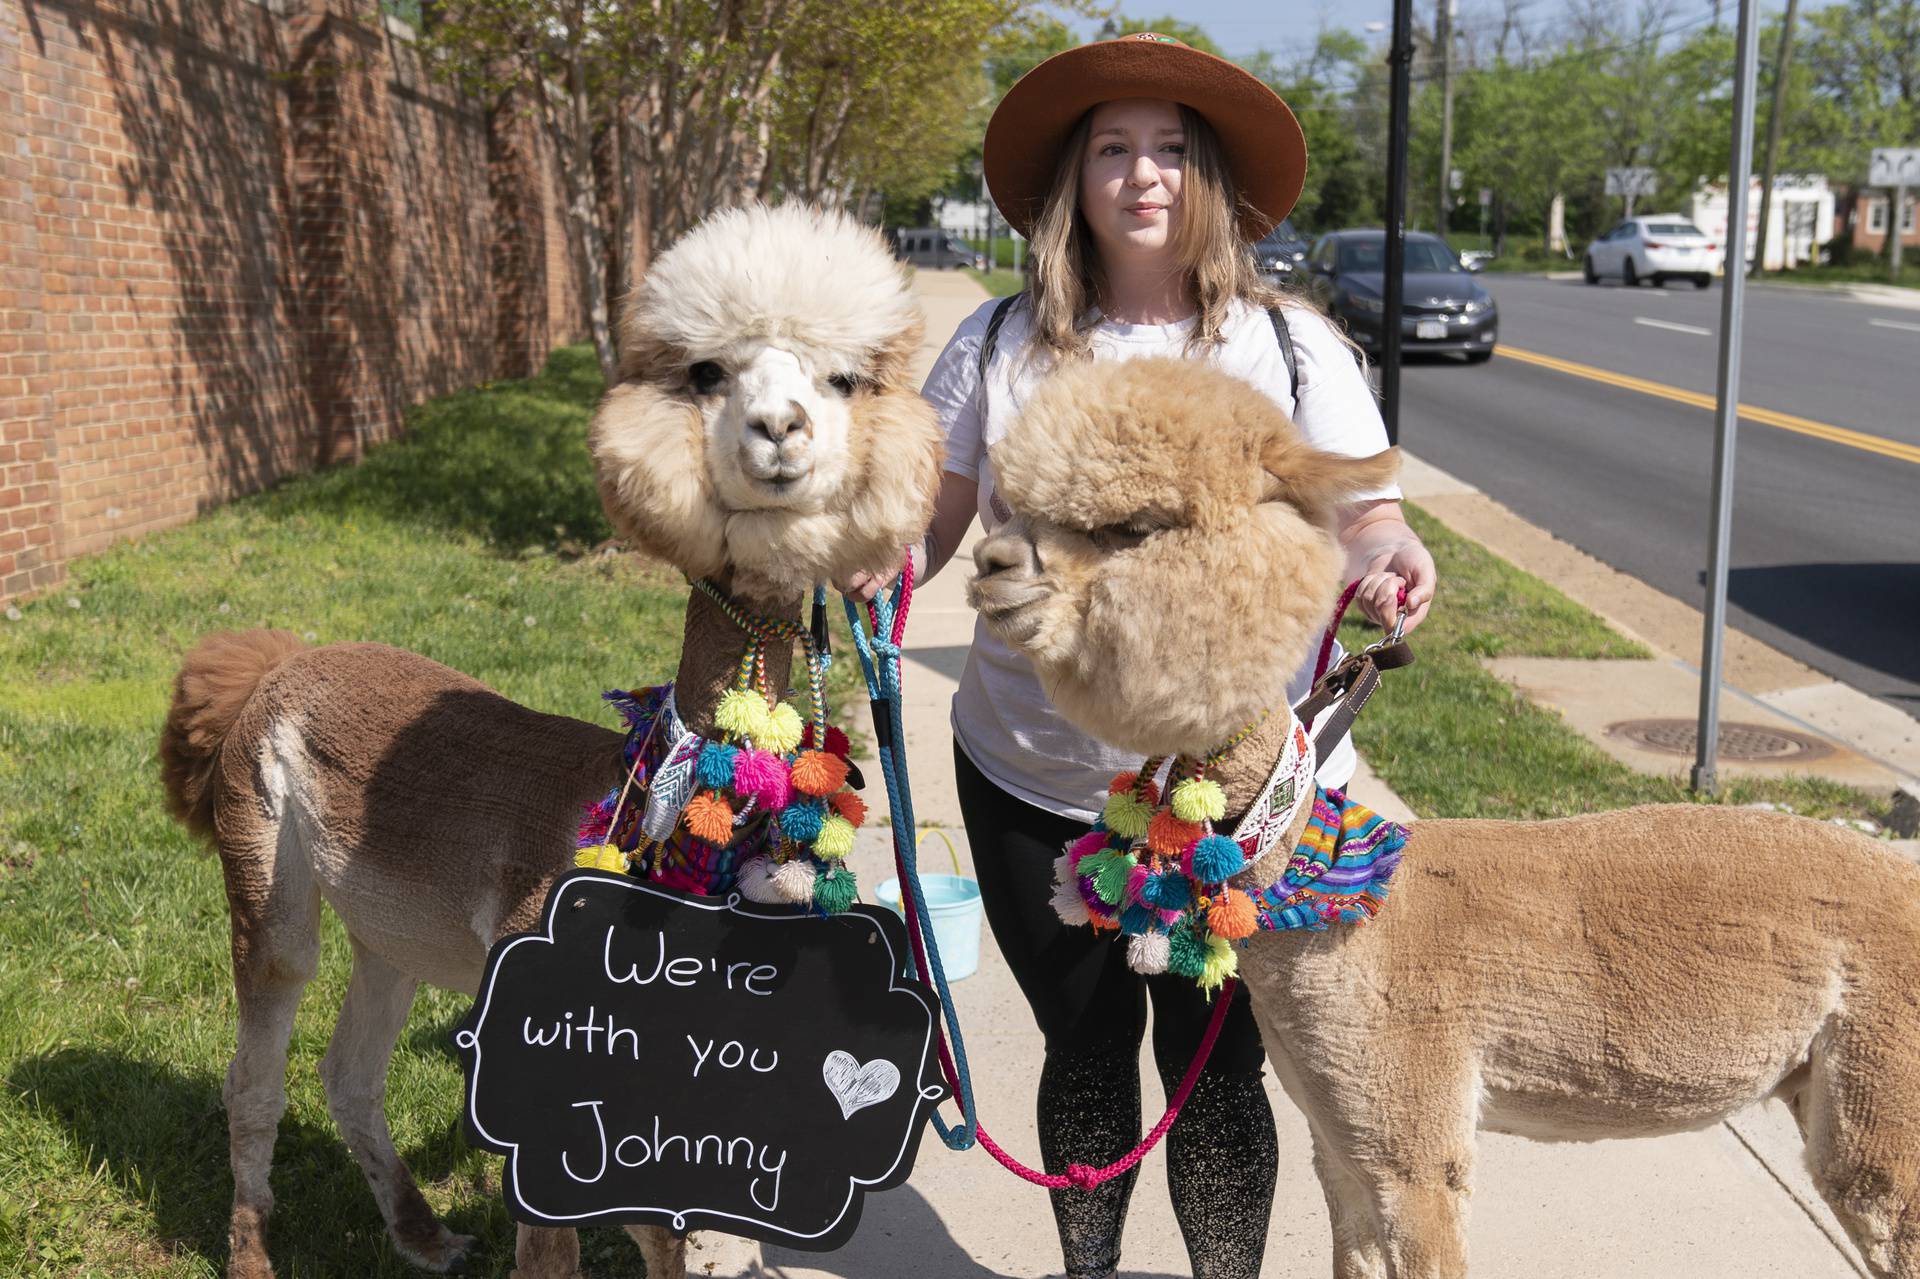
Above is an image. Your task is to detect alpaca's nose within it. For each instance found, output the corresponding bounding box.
[973,530,1038,581]
[747,401,808,443]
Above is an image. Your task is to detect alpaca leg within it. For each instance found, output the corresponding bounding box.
[511,1225,581,1278]
[1799,1018,1920,1277]
[319,939,473,1271]
[627,1225,686,1277]
[221,845,321,1279]
[1310,1129,1388,1279]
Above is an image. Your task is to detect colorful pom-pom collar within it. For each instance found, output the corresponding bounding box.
[574,581,865,916]
[1052,707,1406,989]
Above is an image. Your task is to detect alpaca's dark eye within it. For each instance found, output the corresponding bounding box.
[688,361,726,394]
[827,372,861,396]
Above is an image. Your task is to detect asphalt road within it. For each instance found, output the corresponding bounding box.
[1396,272,1919,719]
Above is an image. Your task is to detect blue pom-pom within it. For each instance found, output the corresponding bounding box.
[779,798,826,842]
[696,742,739,789]
[1141,871,1190,910]
[1119,903,1156,936]
[1190,834,1246,883]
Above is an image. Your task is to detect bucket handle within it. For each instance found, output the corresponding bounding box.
[916,827,963,878]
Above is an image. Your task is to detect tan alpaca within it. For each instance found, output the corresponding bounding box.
[159,204,942,1279]
[968,354,1920,1279]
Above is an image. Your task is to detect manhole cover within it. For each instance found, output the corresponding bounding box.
[1606,718,1831,762]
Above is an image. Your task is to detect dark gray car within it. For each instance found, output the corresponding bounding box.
[1304,230,1498,362]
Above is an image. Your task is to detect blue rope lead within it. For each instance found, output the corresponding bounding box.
[842,578,978,1151]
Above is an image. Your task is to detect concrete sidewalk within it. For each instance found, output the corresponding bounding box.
[757,269,1872,1277]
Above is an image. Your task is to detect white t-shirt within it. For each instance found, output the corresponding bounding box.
[923,295,1401,822]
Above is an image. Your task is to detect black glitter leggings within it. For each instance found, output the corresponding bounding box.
[954,744,1278,1279]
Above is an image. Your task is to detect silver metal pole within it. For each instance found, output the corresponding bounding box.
[1692,0,1762,794]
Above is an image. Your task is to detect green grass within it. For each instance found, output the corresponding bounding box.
[0,346,830,1277]
[1763,258,1920,290]
[1347,506,1886,822]
[962,267,1024,297]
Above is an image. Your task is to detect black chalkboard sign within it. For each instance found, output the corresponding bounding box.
[454,870,948,1251]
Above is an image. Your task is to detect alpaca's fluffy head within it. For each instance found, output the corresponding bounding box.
[590,203,942,600]
[968,356,1399,756]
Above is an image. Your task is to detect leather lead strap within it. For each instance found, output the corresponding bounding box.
[1294,641,1415,761]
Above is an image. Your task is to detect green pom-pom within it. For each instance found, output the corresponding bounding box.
[1199,933,1239,993]
[813,815,856,860]
[1171,777,1227,824]
[1102,791,1151,840]
[812,866,858,914]
[1166,923,1208,980]
[1092,850,1137,906]
[713,688,765,741]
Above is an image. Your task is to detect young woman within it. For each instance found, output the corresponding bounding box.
[852,33,1437,1279]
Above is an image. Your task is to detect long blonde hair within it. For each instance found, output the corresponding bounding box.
[1024,104,1300,362]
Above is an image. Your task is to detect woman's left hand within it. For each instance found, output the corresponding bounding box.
[1339,502,1436,636]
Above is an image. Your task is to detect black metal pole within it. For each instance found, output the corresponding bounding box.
[1381,0,1414,444]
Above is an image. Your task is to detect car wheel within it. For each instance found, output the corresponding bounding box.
[1693,273,1712,289]
[1465,348,1494,364]
[1583,256,1599,284]
[1622,258,1640,287]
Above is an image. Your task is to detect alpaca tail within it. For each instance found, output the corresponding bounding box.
[159,629,307,841]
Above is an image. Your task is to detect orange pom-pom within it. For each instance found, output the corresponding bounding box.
[789,749,850,798]
[828,789,867,826]
[683,790,736,845]
[1105,769,1161,805]
[1207,887,1258,940]
[1089,911,1120,932]
[1147,810,1202,858]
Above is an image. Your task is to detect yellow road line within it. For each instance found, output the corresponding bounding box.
[1495,345,1920,466]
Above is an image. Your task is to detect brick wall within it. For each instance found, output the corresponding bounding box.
[0,0,586,601]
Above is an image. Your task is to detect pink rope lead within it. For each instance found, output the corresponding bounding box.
[890,817,1236,1190]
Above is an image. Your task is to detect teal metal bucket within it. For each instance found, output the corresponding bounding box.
[877,831,984,981]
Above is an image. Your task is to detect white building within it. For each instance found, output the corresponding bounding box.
[1691,175,1835,270]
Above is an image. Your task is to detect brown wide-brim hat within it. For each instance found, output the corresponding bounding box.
[984,32,1307,242]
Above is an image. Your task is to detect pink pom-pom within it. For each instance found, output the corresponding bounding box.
[732,749,790,810]
[1124,863,1151,905]
[1068,830,1108,866]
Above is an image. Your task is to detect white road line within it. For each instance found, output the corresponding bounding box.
[1869,318,1920,334]
[1633,316,1712,336]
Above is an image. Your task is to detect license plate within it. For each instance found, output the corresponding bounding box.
[1415,319,1447,340]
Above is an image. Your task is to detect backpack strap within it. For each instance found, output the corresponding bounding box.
[977,293,1020,383]
[1267,305,1300,405]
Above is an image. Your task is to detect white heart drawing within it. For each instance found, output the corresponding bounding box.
[822,1050,901,1121]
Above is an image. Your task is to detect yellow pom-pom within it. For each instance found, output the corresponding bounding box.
[1200,932,1239,993]
[573,843,628,873]
[683,790,736,845]
[813,814,857,860]
[760,702,805,755]
[714,689,767,742]
[1102,790,1151,840]
[1171,777,1227,824]
[1207,887,1258,940]
[1147,810,1202,858]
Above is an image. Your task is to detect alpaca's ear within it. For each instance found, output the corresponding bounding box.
[1259,441,1401,527]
